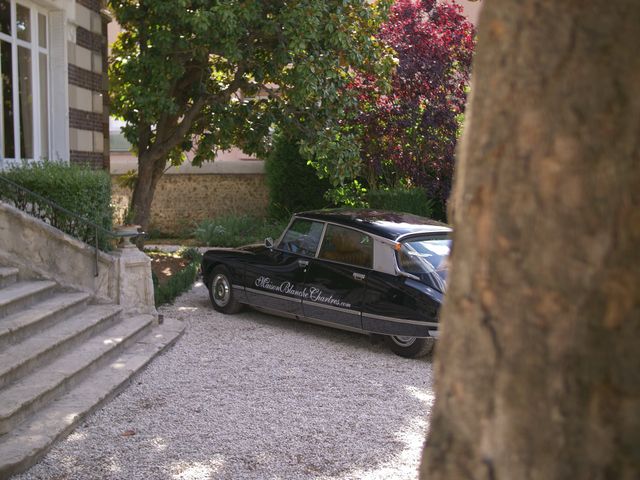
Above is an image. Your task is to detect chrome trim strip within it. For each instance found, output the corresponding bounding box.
[251,306,365,334]
[301,300,357,316]
[295,216,399,247]
[362,312,439,327]
[395,229,451,242]
[245,286,301,303]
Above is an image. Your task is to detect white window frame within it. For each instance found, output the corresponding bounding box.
[0,0,51,167]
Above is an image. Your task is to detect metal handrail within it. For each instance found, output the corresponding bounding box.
[0,174,140,277]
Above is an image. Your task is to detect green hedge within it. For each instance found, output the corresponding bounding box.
[367,188,435,218]
[153,261,200,306]
[152,248,202,306]
[193,215,289,247]
[1,162,113,250]
[265,132,331,219]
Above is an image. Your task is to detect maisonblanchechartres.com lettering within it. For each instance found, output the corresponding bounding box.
[255,276,352,309]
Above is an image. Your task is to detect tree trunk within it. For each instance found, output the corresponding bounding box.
[127,101,207,237]
[131,151,166,232]
[421,1,640,479]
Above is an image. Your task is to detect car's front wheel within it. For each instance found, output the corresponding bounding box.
[208,266,242,314]
[385,335,434,358]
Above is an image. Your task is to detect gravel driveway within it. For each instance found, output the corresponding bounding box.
[15,280,435,480]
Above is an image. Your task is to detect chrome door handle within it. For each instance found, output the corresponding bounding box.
[298,260,309,268]
[353,273,365,281]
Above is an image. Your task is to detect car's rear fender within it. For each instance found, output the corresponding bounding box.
[201,253,249,301]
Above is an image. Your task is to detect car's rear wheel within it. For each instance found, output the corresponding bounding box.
[208,266,242,314]
[385,335,434,358]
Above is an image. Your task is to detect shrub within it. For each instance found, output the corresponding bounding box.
[176,246,202,263]
[349,0,474,221]
[265,132,331,219]
[367,188,435,219]
[0,162,114,249]
[154,259,200,307]
[193,215,289,247]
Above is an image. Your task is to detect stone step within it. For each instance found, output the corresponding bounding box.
[0,317,184,479]
[0,268,19,289]
[0,292,92,350]
[0,281,57,320]
[0,314,155,436]
[0,305,122,390]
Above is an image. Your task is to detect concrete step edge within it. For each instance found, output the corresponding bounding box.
[0,268,19,278]
[0,281,57,320]
[0,314,157,434]
[0,317,184,479]
[0,305,123,388]
[0,292,92,349]
[0,269,19,289]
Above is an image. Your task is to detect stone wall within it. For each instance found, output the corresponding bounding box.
[112,173,270,236]
[0,202,116,302]
[0,202,156,315]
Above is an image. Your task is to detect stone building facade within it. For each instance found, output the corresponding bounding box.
[0,0,109,170]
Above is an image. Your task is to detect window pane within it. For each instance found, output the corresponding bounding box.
[38,13,46,48]
[278,219,324,256]
[319,225,373,268]
[397,237,450,291]
[16,4,30,42]
[0,0,10,35]
[17,45,32,158]
[1,39,14,158]
[39,52,47,158]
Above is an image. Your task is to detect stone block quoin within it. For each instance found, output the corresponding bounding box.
[70,108,104,132]
[68,0,109,171]
[71,151,106,169]
[76,27,104,53]
[68,64,103,92]
[76,0,103,13]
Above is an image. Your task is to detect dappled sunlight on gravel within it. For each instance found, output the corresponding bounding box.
[171,461,223,480]
[15,282,435,480]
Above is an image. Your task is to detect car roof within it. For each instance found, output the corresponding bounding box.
[296,208,451,241]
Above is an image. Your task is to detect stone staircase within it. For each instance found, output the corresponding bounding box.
[0,266,183,478]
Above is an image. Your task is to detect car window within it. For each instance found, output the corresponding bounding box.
[318,224,373,268]
[397,237,450,291]
[278,219,324,256]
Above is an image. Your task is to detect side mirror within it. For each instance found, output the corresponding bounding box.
[265,237,274,249]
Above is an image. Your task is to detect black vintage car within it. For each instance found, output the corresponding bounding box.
[201,209,451,358]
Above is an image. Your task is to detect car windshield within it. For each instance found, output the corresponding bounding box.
[396,236,450,292]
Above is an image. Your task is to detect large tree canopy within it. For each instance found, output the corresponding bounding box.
[349,0,474,215]
[421,1,640,479]
[109,0,394,228]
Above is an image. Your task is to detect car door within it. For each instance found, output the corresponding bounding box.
[244,218,324,315]
[361,272,439,337]
[301,224,372,330]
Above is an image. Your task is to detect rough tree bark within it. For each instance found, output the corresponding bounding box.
[129,95,210,231]
[421,1,640,479]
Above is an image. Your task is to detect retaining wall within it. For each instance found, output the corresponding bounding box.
[112,173,270,236]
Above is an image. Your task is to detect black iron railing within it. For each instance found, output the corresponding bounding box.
[0,175,139,276]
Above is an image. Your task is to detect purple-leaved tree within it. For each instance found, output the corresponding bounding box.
[351,0,475,218]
